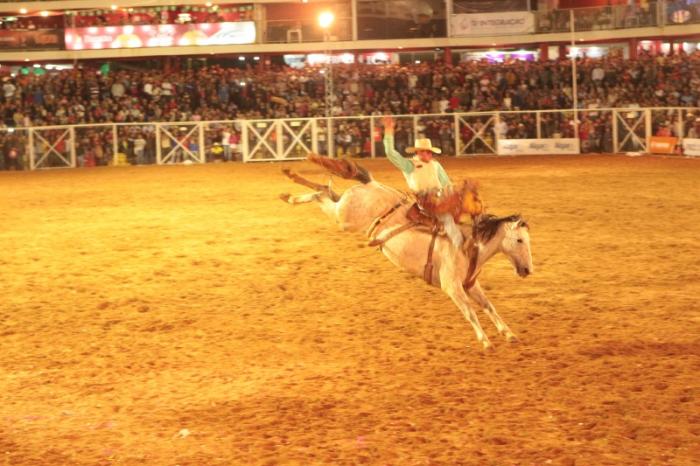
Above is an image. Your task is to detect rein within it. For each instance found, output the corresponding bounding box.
[365,197,408,240]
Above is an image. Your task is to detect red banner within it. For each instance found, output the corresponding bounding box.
[65,22,256,50]
[0,29,63,50]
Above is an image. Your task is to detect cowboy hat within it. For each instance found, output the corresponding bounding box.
[406,138,441,154]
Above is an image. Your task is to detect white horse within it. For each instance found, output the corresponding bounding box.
[280,162,533,350]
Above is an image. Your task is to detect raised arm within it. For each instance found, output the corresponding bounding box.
[382,116,414,174]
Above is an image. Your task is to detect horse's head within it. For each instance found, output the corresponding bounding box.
[499,217,533,278]
[473,214,533,278]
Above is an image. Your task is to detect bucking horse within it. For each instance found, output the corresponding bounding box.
[280,155,533,351]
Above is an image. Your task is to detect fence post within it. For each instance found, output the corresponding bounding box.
[495,112,501,155]
[69,127,77,168]
[275,120,284,160]
[198,123,206,163]
[155,123,162,164]
[536,112,542,139]
[413,115,419,143]
[677,108,683,142]
[241,120,249,162]
[453,113,460,157]
[612,110,619,153]
[644,108,652,153]
[311,118,319,154]
[112,125,118,165]
[327,118,335,159]
[370,116,376,159]
[28,128,35,170]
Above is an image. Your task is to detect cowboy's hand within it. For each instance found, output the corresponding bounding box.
[382,116,395,135]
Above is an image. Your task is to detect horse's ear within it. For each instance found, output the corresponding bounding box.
[518,219,529,229]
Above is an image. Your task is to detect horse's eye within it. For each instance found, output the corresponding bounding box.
[517,239,524,244]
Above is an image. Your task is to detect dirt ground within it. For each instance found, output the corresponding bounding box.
[0,155,698,466]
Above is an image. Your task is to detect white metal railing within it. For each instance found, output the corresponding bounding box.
[1,107,697,170]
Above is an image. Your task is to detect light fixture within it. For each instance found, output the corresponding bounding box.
[318,11,335,29]
[238,56,245,61]
[19,8,27,14]
[111,5,118,10]
[40,11,49,17]
[206,2,213,7]
[253,56,260,61]
[24,58,29,62]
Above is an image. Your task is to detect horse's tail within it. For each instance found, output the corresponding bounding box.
[308,154,372,184]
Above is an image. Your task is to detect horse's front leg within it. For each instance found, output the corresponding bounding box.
[467,280,518,343]
[439,265,492,351]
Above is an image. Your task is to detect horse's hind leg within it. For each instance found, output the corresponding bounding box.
[467,281,518,343]
[280,192,322,204]
[282,169,340,201]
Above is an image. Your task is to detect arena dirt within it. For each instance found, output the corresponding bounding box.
[0,155,698,465]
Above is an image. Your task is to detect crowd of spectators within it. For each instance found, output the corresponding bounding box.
[4,51,700,127]
[2,51,700,169]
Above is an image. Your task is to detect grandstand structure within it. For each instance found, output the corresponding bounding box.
[0,0,699,168]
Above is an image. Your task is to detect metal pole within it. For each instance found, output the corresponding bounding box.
[351,0,358,40]
[446,0,453,38]
[569,9,579,140]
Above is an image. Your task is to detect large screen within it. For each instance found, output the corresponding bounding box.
[65,22,256,50]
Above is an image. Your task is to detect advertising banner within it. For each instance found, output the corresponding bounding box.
[65,22,256,50]
[0,29,63,50]
[451,11,534,37]
[453,0,529,14]
[497,138,580,155]
[682,138,700,156]
[649,136,678,154]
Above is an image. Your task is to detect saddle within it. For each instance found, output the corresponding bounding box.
[368,180,485,287]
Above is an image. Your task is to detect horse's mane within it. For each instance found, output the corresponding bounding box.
[473,214,522,242]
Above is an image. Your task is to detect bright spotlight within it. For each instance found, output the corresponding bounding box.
[318,11,335,29]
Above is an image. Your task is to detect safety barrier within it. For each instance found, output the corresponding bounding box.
[1,107,697,170]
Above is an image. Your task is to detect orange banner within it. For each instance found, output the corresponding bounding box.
[649,137,678,155]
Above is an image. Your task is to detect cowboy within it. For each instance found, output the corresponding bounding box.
[382,116,463,249]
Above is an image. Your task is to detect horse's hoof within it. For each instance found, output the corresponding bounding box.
[281,168,292,177]
[279,193,291,203]
[506,334,520,344]
[482,341,495,353]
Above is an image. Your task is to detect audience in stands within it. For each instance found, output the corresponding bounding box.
[1,51,699,168]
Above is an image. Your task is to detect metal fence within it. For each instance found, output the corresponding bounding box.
[1,107,697,171]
